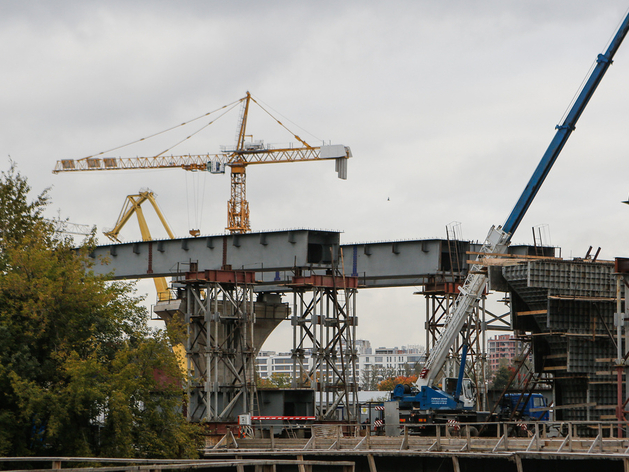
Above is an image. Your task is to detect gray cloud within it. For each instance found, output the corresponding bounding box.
[3,1,629,349]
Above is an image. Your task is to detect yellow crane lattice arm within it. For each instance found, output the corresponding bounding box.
[103,190,175,243]
[53,154,222,173]
[53,145,351,173]
[104,189,175,302]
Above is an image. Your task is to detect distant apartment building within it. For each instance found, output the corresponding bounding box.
[488,334,527,371]
[256,350,292,379]
[256,340,426,389]
[357,345,425,379]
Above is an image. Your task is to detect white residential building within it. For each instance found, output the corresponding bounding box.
[256,341,425,389]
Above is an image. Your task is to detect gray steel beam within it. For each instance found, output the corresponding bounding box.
[89,229,339,285]
[88,229,554,289]
[344,239,455,288]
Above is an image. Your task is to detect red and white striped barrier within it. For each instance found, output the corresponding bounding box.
[374,406,385,411]
[373,419,384,428]
[250,416,316,421]
[447,419,461,431]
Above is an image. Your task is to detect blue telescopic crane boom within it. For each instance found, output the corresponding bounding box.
[416,9,629,391]
[504,12,629,235]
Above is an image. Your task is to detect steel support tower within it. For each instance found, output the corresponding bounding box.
[184,269,257,423]
[289,273,359,421]
[423,285,488,410]
[422,277,514,410]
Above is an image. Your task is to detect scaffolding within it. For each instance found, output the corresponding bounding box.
[184,269,257,423]
[421,225,521,411]
[423,287,490,410]
[289,273,359,422]
[419,225,490,409]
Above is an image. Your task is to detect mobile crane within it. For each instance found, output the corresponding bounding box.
[392,9,629,426]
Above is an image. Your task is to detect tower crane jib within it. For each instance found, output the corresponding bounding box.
[53,92,352,234]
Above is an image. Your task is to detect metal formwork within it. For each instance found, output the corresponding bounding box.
[184,270,257,423]
[502,259,620,429]
[289,274,359,422]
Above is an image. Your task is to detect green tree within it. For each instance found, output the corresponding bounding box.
[491,364,516,391]
[0,164,48,251]
[257,373,292,389]
[0,165,201,457]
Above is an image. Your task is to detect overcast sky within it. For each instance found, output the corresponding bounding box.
[3,1,629,351]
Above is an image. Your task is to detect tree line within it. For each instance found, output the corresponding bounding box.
[0,165,201,458]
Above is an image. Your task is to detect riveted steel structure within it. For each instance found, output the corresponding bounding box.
[289,274,359,422]
[87,230,548,424]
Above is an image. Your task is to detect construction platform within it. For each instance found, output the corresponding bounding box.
[5,422,629,472]
[200,422,629,472]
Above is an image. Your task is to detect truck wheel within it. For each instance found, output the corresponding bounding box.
[447,426,460,436]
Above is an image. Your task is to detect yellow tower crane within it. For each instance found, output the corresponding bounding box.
[52,92,352,234]
[103,189,175,302]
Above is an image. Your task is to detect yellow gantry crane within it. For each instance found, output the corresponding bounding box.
[103,189,174,301]
[53,92,352,234]
[105,189,187,374]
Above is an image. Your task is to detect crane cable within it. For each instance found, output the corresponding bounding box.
[153,100,242,158]
[248,94,321,148]
[185,170,208,235]
[557,7,629,126]
[77,96,245,235]
[250,93,323,143]
[77,97,246,160]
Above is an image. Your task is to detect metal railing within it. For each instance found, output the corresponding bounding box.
[208,420,629,455]
[0,456,355,472]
